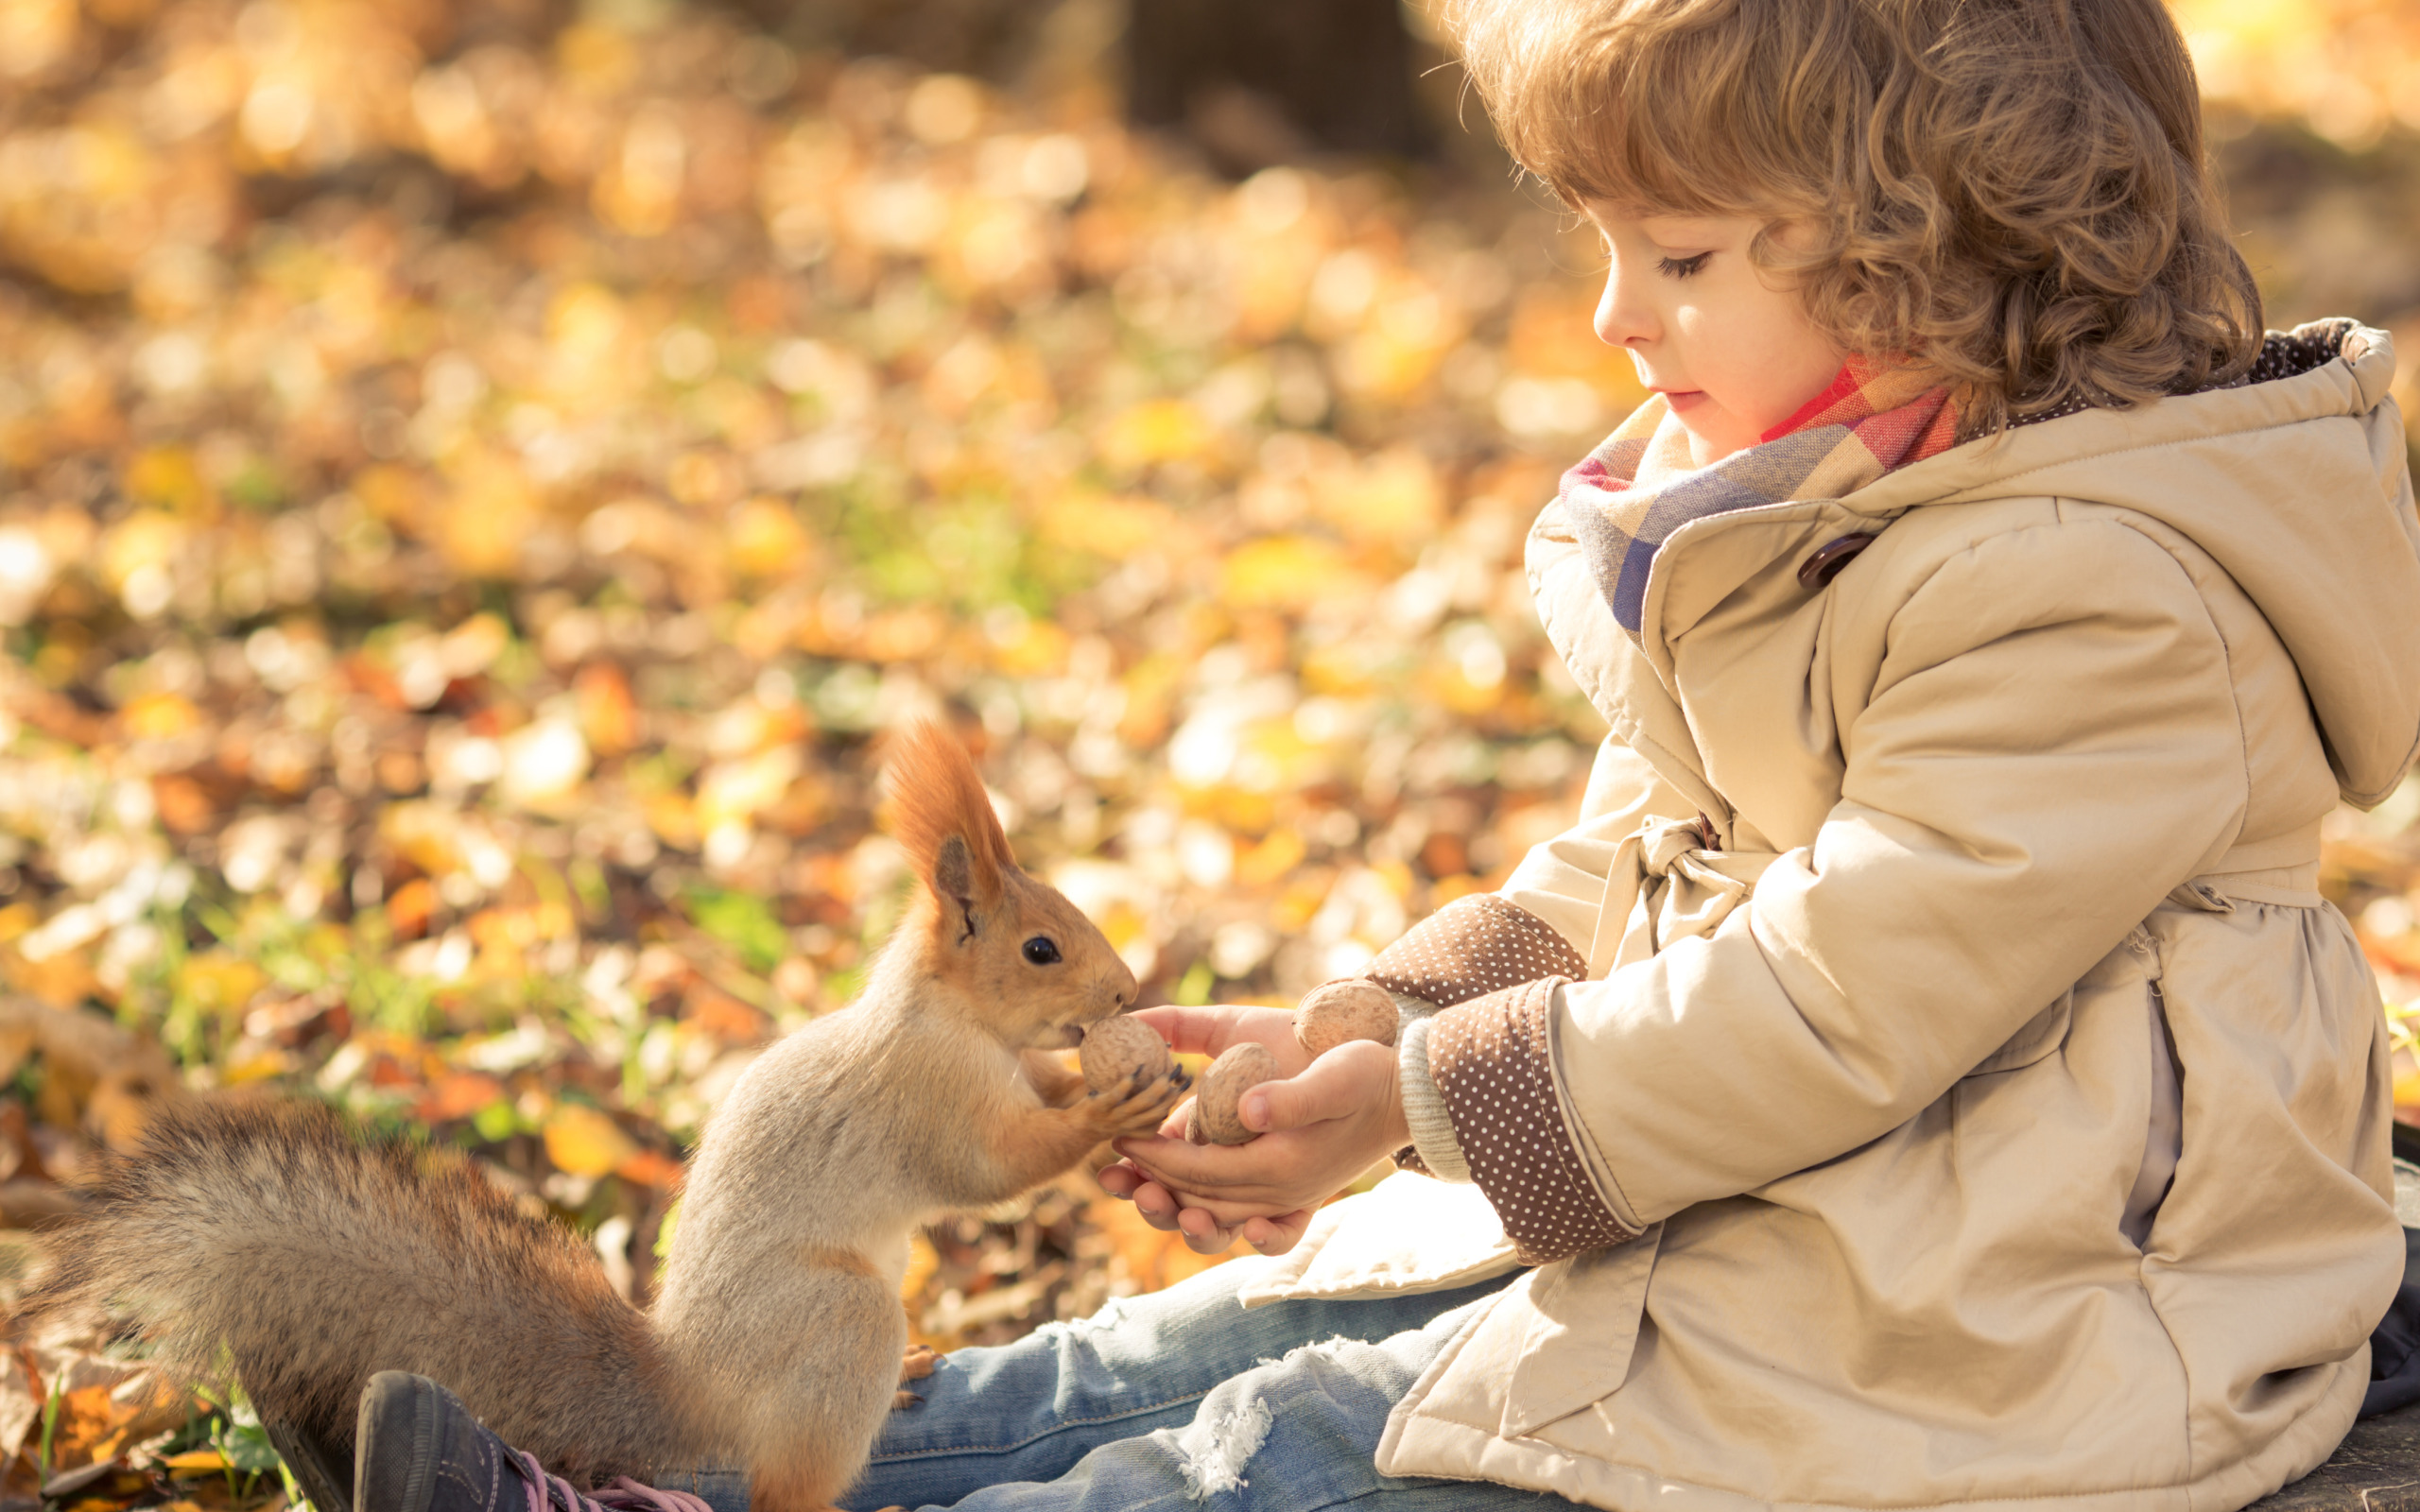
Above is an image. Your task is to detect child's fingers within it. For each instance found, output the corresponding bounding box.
[1175,1207,1242,1253]
[1133,1181,1183,1229]
[1129,1005,1306,1070]
[1240,1210,1314,1255]
[1113,1136,1323,1212]
[1129,1005,1245,1056]
[1112,1131,1270,1193]
[1239,1040,1393,1134]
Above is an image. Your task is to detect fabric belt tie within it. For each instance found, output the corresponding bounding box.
[1584,816,1782,979]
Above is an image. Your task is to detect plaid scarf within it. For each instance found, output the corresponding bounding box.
[1561,356,1961,642]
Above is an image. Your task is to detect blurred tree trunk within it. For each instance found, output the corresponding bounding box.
[1125,0,1434,169]
[756,0,1436,171]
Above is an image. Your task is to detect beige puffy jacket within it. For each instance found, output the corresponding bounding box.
[1240,321,2419,1511]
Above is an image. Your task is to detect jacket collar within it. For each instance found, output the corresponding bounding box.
[1530,320,2411,806]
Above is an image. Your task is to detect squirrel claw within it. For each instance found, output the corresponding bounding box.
[898,1342,939,1383]
[1091,1060,1189,1137]
[890,1390,924,1411]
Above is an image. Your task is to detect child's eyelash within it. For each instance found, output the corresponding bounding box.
[1657,252,1712,279]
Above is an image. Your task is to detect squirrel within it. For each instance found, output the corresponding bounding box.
[29,721,1191,1512]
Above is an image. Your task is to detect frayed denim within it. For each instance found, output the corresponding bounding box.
[822,1255,1578,1512]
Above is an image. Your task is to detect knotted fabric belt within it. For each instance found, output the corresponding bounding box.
[1583,815,1783,979]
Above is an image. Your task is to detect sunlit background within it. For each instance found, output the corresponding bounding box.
[1,0,2417,1500]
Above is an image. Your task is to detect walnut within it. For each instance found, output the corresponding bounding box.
[1293,979,1398,1057]
[1187,1042,1280,1145]
[1079,1014,1174,1092]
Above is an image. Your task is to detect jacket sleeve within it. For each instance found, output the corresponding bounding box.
[1432,519,2250,1250]
[1372,735,1692,1197]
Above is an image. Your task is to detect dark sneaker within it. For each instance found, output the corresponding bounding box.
[354,1372,513,1512]
[353,1373,722,1512]
[264,1413,355,1512]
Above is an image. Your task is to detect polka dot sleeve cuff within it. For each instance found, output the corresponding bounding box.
[1427,977,1640,1264]
[1364,893,1588,1008]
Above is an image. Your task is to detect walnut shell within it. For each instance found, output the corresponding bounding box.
[1079,1014,1173,1092]
[1293,979,1399,1057]
[1190,1042,1280,1145]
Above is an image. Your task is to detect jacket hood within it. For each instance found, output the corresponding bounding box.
[1533,319,2420,810]
[1850,318,2418,807]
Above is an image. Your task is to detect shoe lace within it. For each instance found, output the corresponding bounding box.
[510,1451,717,1512]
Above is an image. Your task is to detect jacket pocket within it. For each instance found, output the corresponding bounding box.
[1965,988,2075,1076]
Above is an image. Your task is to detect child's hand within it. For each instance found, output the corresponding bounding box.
[1097,1005,1409,1256]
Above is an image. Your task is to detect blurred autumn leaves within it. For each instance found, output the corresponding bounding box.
[3,0,2420,1503]
[0,7,1630,1494]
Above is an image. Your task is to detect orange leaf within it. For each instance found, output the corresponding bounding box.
[418,1073,506,1124]
[614,1149,686,1190]
[161,1451,226,1474]
[1081,1194,1234,1293]
[682,988,769,1046]
[387,878,438,940]
[544,1105,639,1177]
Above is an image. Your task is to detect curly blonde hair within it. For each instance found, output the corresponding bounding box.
[1443,0,2265,431]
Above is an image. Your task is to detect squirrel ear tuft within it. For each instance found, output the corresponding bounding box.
[883,721,1012,907]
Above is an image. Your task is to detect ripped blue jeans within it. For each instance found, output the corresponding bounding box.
[820,1255,1575,1512]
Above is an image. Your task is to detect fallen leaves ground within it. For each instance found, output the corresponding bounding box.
[3,1,2420,1508]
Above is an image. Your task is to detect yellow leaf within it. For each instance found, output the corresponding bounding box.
[124,446,212,514]
[1099,400,1213,472]
[162,1450,227,1473]
[645,790,700,850]
[989,618,1069,677]
[176,953,267,1016]
[120,691,199,740]
[727,497,814,577]
[697,747,804,832]
[1036,492,1177,559]
[1309,447,1442,547]
[901,1234,939,1304]
[98,511,187,591]
[2394,1069,2420,1108]
[1236,830,1305,890]
[221,1047,290,1086]
[382,801,466,876]
[1217,535,1361,610]
[544,1104,640,1177]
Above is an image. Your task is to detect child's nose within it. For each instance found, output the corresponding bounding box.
[1592,261,1655,351]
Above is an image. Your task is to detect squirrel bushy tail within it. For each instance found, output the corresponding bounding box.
[29,1098,715,1482]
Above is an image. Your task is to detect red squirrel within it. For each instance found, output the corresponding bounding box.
[33,722,1189,1512]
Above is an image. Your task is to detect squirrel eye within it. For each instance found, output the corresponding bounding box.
[1022,936,1061,965]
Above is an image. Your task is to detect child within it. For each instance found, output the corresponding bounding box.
[347,0,2420,1508]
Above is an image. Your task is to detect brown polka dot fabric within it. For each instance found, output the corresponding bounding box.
[1427,977,1638,1264]
[1364,893,1587,1008]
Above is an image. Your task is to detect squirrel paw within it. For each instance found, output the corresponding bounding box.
[892,1341,939,1408]
[1085,1060,1191,1139]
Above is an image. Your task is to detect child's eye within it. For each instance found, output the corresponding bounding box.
[1657,252,1712,279]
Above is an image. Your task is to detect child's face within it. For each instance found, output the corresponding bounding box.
[1583,203,1844,468]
